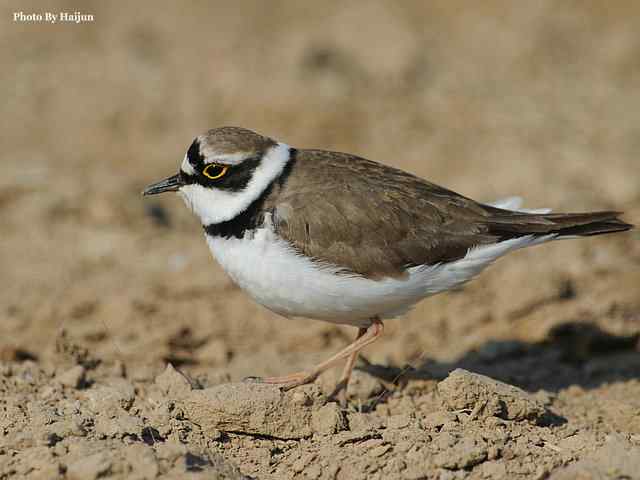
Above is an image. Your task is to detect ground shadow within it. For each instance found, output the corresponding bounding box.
[358,322,640,393]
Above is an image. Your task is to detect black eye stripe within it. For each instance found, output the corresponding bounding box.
[195,156,261,191]
[181,138,263,191]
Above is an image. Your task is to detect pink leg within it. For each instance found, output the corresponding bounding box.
[254,318,384,391]
[333,327,366,406]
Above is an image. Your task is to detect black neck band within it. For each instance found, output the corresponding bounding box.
[203,148,297,239]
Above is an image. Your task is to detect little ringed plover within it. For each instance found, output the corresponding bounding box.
[143,126,632,398]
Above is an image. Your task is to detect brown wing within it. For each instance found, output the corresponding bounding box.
[263,149,499,279]
[263,149,631,279]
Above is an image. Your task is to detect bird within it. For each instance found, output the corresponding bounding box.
[143,126,632,401]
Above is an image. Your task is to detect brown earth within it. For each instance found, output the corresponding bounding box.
[2,1,640,479]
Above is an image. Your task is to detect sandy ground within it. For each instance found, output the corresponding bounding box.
[2,1,640,478]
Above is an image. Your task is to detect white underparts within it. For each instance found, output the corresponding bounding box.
[205,214,557,327]
[178,142,290,224]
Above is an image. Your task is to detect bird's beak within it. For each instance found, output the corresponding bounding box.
[142,174,185,196]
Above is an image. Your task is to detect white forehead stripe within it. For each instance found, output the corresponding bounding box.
[204,152,255,166]
[178,142,291,225]
[180,155,196,175]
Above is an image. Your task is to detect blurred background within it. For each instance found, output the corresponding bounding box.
[2,0,639,386]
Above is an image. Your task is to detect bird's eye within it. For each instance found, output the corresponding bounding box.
[202,163,228,180]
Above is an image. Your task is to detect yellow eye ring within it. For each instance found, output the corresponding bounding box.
[202,163,229,180]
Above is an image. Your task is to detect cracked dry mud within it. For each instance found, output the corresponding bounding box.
[2,1,640,479]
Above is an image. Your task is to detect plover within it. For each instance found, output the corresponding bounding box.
[143,126,632,398]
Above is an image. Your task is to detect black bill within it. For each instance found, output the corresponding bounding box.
[142,174,184,196]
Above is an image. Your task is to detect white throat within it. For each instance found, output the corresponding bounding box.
[178,142,290,225]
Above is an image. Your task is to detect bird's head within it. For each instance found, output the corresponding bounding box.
[143,127,290,225]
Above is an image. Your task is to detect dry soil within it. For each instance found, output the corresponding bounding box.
[2,1,640,479]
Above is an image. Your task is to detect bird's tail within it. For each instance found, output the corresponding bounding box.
[482,205,633,240]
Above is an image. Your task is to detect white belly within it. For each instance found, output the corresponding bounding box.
[205,225,554,327]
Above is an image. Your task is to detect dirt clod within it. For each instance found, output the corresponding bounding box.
[438,369,547,422]
[179,383,324,439]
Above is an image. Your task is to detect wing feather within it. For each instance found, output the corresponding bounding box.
[266,150,495,278]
